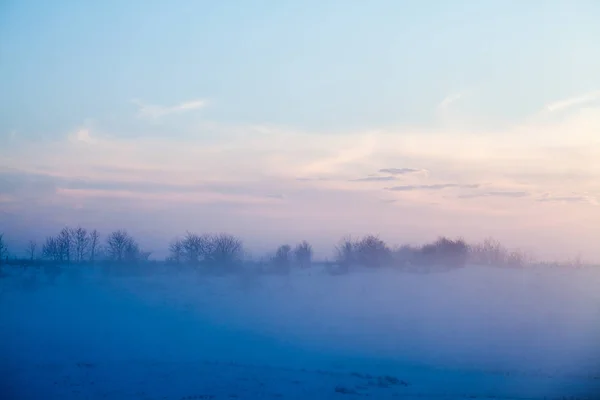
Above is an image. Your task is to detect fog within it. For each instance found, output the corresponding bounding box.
[2,264,600,399]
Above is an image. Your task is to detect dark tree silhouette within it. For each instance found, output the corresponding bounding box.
[355,235,391,268]
[0,233,8,265]
[72,227,90,263]
[26,240,37,261]
[416,237,469,268]
[181,232,213,265]
[271,244,292,273]
[169,232,243,270]
[106,230,137,262]
[42,236,58,261]
[41,227,75,263]
[334,235,356,268]
[294,241,313,268]
[89,229,100,262]
[208,233,243,269]
[168,238,184,264]
[42,236,64,262]
[57,227,73,263]
[392,244,419,267]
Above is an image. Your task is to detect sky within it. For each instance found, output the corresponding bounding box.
[1,0,599,261]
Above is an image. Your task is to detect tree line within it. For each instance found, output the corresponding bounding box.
[0,228,145,266]
[0,227,532,274]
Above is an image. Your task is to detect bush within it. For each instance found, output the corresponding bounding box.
[334,236,356,270]
[412,237,469,269]
[392,244,420,267]
[293,241,313,268]
[168,232,244,272]
[333,235,392,269]
[468,237,530,268]
[206,233,244,271]
[355,235,392,268]
[270,244,292,274]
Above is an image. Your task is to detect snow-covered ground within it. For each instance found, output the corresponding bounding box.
[2,264,600,399]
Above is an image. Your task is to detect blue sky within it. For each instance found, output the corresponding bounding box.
[1,0,600,260]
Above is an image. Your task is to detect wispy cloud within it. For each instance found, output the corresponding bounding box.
[350,176,397,182]
[69,128,98,144]
[379,168,428,176]
[536,193,598,205]
[386,183,479,192]
[458,191,529,199]
[437,90,468,111]
[132,98,208,119]
[544,90,600,113]
[298,136,376,175]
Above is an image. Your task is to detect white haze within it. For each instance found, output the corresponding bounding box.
[2,264,600,398]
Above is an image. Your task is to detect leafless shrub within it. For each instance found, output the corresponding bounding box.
[469,237,507,265]
[332,234,393,270]
[334,235,357,270]
[419,237,468,268]
[392,244,420,267]
[468,237,531,268]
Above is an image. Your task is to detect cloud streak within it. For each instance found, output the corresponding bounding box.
[378,168,427,176]
[350,176,397,182]
[132,98,208,119]
[437,90,470,112]
[386,183,480,192]
[458,191,530,199]
[536,194,598,205]
[544,90,600,113]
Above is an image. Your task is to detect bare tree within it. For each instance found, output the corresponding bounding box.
[181,232,213,265]
[40,228,75,263]
[89,229,100,262]
[416,236,469,268]
[334,235,357,268]
[26,240,37,261]
[168,238,184,264]
[57,227,73,263]
[209,233,243,268]
[42,236,62,261]
[105,230,147,264]
[293,241,313,268]
[469,237,507,266]
[271,244,292,273]
[106,230,135,262]
[355,235,391,268]
[71,227,90,263]
[123,238,141,262]
[0,233,8,265]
